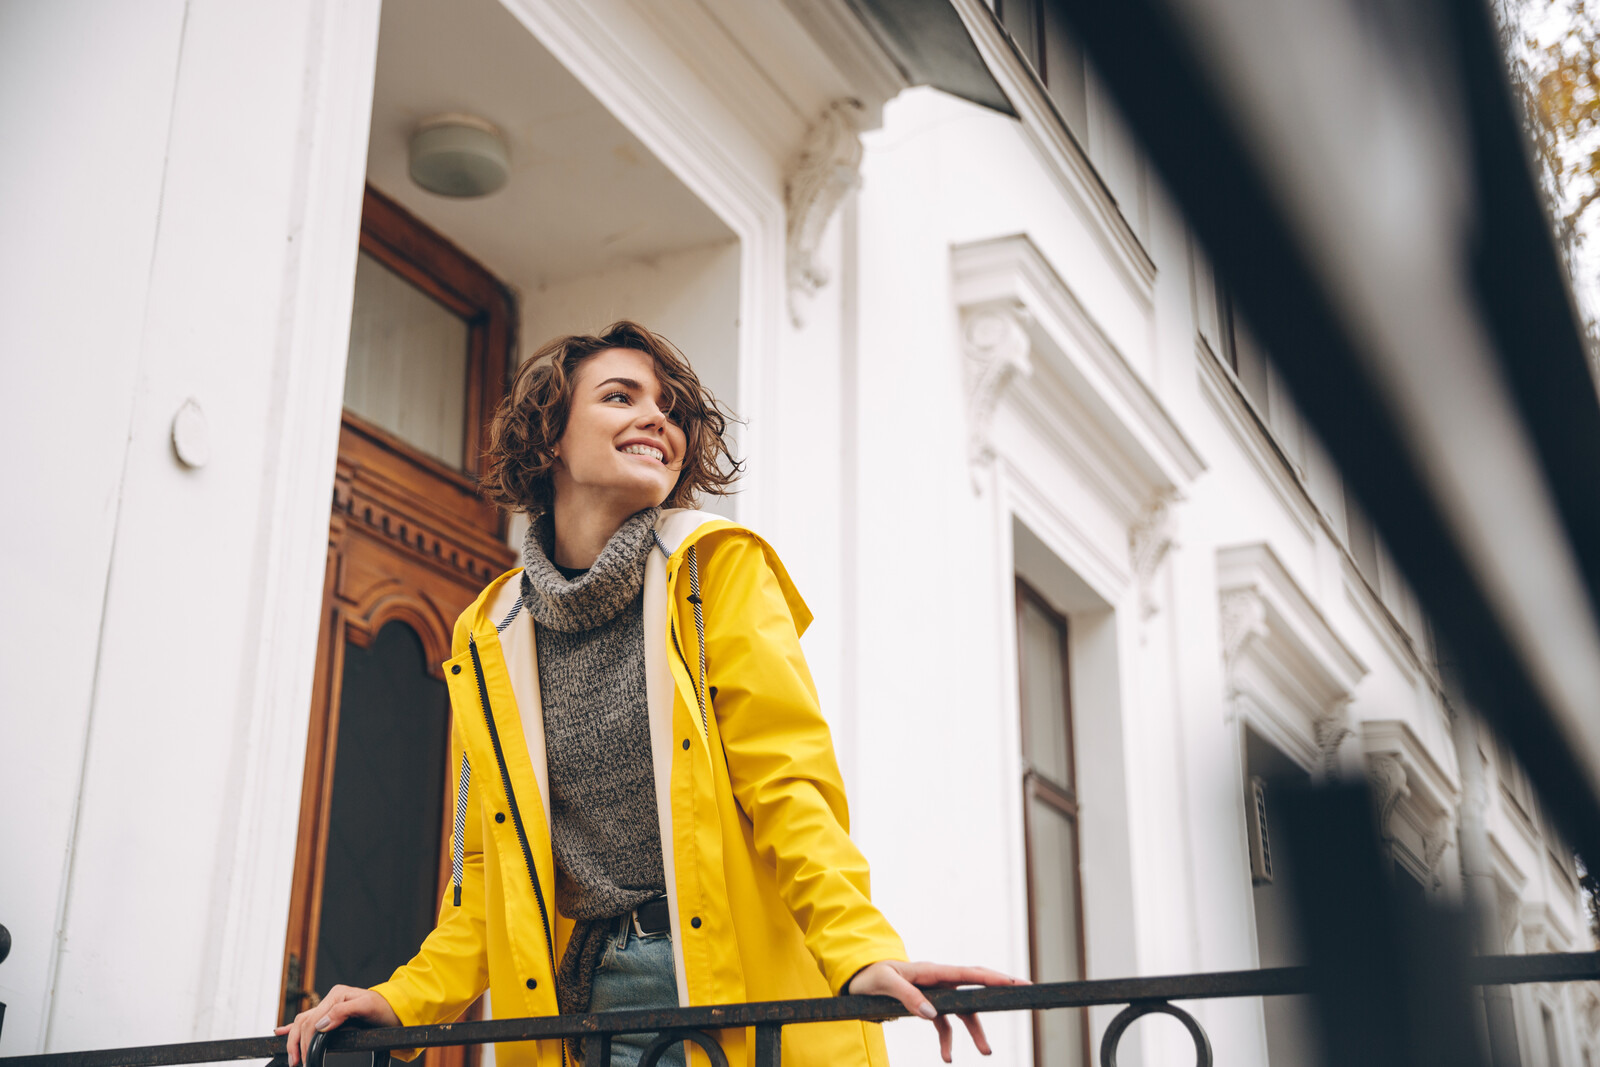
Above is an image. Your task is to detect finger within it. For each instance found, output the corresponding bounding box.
[881,970,938,1019]
[907,963,1024,988]
[286,1021,299,1067]
[959,1013,992,1056]
[933,1013,953,1064]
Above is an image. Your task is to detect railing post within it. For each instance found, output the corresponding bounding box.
[580,1034,610,1065]
[752,1023,783,1067]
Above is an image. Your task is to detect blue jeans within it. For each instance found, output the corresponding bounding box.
[587,921,686,1067]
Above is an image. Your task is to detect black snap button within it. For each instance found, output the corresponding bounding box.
[495,812,506,823]
[690,916,702,929]
[451,664,461,675]
[682,739,691,750]
[526,979,537,989]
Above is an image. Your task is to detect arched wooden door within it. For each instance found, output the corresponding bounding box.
[281,187,516,1067]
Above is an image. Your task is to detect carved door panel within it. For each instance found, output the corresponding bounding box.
[281,188,515,1067]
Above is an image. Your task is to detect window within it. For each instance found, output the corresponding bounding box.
[1544,1005,1564,1067]
[996,0,1088,145]
[1216,284,1273,421]
[1495,729,1537,822]
[1016,580,1088,1066]
[1344,488,1383,591]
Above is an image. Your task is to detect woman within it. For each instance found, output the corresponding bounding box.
[278,322,1018,1067]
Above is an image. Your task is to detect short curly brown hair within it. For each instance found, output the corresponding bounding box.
[481,320,742,516]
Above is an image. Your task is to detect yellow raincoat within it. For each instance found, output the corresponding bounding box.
[370,511,907,1067]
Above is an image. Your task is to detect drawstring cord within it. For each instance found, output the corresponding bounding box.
[453,752,469,906]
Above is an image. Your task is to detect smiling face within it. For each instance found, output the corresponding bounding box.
[549,347,688,518]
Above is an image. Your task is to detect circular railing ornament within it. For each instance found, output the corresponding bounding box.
[1099,1000,1212,1067]
[638,1028,730,1067]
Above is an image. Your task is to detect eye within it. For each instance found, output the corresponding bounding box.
[602,391,631,404]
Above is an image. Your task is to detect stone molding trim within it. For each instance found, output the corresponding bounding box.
[952,233,1203,505]
[785,99,865,326]
[1218,542,1368,774]
[777,0,906,128]
[1361,718,1463,888]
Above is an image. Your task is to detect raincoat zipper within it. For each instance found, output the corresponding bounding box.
[467,631,563,1063]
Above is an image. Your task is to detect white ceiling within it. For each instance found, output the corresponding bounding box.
[365,0,735,292]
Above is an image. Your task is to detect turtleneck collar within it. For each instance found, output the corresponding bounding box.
[519,508,659,633]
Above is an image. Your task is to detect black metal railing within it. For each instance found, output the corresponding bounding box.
[4,952,1597,1067]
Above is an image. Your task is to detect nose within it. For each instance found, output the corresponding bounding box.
[637,401,669,433]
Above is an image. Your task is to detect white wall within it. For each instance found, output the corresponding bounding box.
[0,2,188,1053]
[0,0,381,1052]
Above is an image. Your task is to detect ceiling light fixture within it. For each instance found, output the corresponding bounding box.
[408,114,509,198]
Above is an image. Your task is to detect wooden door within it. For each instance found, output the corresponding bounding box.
[280,188,516,1067]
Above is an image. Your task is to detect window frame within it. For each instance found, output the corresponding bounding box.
[1015,577,1090,1066]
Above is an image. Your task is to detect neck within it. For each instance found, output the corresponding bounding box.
[550,495,639,570]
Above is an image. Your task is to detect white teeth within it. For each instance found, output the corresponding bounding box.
[621,444,665,462]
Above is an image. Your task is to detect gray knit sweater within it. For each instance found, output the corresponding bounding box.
[519,509,667,1014]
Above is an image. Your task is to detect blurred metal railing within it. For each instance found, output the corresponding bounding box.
[3,952,1597,1067]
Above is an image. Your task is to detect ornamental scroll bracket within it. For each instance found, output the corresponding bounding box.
[1129,494,1178,620]
[960,305,1033,492]
[1313,700,1354,780]
[1366,752,1411,843]
[785,99,865,327]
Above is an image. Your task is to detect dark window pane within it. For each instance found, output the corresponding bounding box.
[1020,595,1074,791]
[1223,295,1272,417]
[998,0,1042,73]
[1544,1006,1564,1067]
[316,622,450,993]
[1344,487,1382,589]
[1041,1,1088,143]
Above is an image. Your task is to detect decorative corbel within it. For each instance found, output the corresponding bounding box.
[1313,700,1353,779]
[960,305,1033,491]
[1129,494,1177,619]
[1422,823,1453,889]
[1219,589,1268,694]
[1366,753,1410,843]
[785,100,865,326]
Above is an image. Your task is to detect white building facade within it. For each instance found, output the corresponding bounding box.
[0,1,1592,1065]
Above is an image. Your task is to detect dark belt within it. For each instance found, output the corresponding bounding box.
[629,896,671,938]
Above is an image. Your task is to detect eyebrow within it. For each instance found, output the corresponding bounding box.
[594,377,642,391]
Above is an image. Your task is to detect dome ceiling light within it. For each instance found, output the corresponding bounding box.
[408,114,509,198]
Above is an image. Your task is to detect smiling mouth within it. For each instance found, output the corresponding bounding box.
[620,443,666,463]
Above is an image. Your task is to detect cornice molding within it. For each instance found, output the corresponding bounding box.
[1362,718,1461,887]
[777,0,906,127]
[946,0,1156,306]
[1219,542,1369,772]
[953,233,1203,505]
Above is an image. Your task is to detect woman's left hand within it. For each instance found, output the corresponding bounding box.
[847,959,1027,1063]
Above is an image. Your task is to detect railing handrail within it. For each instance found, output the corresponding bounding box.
[5,952,1598,1067]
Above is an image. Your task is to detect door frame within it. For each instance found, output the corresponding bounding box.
[278,186,516,1054]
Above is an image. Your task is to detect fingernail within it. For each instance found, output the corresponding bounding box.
[918,1003,937,1019]
[316,1017,331,1030]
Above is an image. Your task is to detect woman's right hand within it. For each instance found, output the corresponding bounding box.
[275,985,402,1066]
